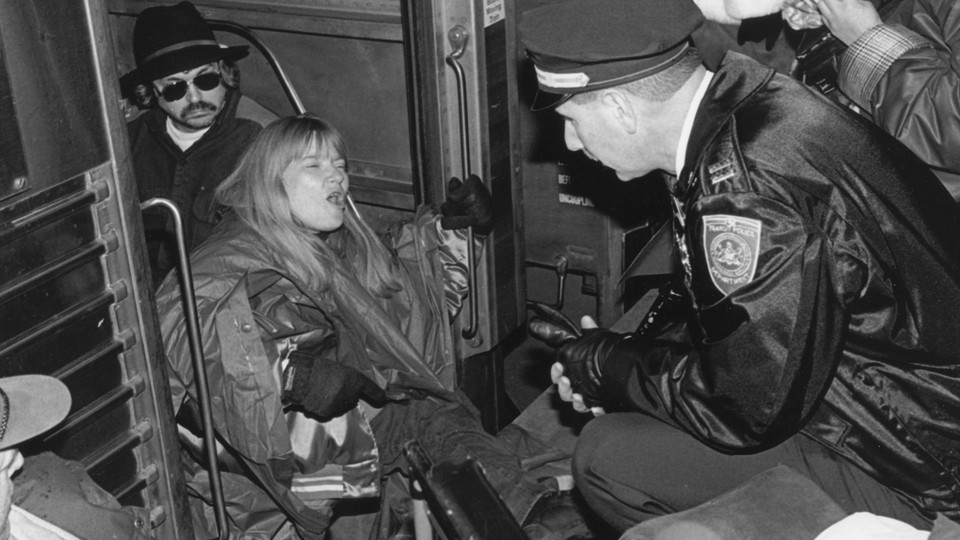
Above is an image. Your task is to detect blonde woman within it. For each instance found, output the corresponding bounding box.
[156,115,586,539]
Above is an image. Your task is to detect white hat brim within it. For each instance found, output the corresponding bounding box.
[0,375,71,450]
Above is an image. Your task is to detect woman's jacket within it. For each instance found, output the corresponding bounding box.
[155,208,473,538]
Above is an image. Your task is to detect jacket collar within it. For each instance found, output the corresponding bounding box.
[674,52,776,197]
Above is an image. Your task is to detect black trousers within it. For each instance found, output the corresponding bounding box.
[572,413,931,534]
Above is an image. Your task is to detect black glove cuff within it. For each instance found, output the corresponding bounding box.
[593,332,629,379]
[282,351,314,406]
[556,329,628,408]
[598,336,645,411]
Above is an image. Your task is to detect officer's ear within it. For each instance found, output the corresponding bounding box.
[599,88,638,134]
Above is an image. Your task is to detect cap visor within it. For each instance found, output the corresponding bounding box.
[531,89,573,112]
[0,375,71,450]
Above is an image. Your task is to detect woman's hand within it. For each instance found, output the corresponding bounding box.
[440,175,494,236]
[282,345,387,419]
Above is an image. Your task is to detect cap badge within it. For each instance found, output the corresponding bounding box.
[535,66,590,89]
[702,215,761,296]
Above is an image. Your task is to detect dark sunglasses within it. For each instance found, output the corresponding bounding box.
[156,72,222,103]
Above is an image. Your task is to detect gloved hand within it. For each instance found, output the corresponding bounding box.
[440,174,494,236]
[527,302,581,347]
[553,329,629,408]
[282,350,387,419]
[529,318,580,348]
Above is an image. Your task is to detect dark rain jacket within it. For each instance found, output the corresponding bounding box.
[128,89,262,285]
[602,53,960,520]
[155,209,471,538]
[837,0,960,199]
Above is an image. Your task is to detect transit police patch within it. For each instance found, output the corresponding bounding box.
[702,215,762,296]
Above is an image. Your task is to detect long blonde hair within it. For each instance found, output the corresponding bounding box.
[215,114,401,296]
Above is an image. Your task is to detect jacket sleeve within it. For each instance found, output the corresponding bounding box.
[838,18,960,176]
[601,192,857,453]
[385,205,480,319]
[159,274,290,463]
[156,271,334,535]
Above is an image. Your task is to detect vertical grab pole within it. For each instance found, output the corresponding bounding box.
[141,198,229,540]
[445,25,481,341]
[207,20,307,115]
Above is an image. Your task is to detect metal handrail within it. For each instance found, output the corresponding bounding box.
[445,25,481,342]
[141,198,228,540]
[208,19,307,115]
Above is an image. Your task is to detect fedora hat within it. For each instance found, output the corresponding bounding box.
[122,1,249,85]
[0,375,71,450]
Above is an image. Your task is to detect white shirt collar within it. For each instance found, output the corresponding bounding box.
[675,70,715,176]
[166,117,210,151]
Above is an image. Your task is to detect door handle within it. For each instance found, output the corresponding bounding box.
[445,25,482,342]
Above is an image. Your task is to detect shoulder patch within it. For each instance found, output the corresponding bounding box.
[701,215,762,296]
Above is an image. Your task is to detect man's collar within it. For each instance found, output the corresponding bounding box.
[675,70,715,177]
[675,52,777,195]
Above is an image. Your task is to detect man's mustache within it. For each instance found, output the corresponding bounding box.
[183,101,218,115]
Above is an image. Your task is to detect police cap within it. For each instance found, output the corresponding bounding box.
[519,0,706,110]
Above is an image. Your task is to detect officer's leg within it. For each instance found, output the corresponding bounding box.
[572,412,931,533]
[572,413,787,533]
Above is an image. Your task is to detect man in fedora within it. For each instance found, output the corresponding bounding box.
[122,1,273,286]
[519,0,960,535]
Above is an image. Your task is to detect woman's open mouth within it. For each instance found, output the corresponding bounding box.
[327,191,346,208]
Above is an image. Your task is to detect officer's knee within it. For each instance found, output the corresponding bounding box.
[571,415,621,489]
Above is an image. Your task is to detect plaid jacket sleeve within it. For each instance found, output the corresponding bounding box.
[837,16,960,176]
[838,23,931,110]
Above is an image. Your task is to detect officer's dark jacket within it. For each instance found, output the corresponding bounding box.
[602,52,960,519]
[128,89,262,285]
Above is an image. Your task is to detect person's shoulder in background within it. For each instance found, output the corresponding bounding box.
[15,452,153,540]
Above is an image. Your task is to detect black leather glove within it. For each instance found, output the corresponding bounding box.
[527,302,582,347]
[440,175,494,236]
[282,350,387,419]
[528,318,580,347]
[554,329,629,408]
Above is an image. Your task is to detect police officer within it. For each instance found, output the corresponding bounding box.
[519,0,960,534]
